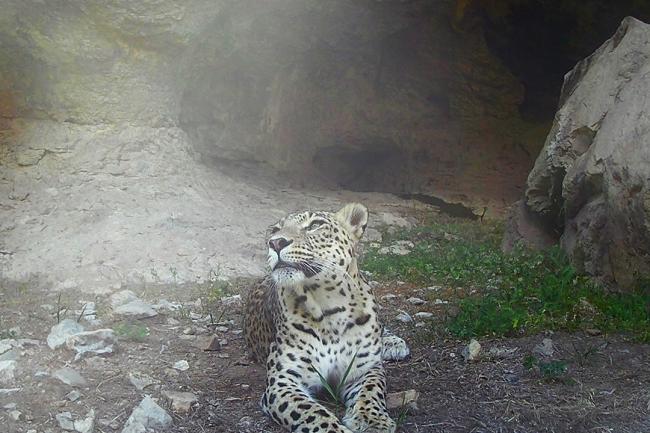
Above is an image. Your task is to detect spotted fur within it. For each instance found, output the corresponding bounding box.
[244,203,409,433]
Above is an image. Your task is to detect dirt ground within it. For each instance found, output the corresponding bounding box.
[0,280,649,433]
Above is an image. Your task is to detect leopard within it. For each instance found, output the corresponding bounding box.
[243,203,409,433]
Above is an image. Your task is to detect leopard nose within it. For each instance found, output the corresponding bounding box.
[268,237,292,253]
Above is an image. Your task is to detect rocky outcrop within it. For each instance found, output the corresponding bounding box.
[0,1,542,290]
[504,17,650,291]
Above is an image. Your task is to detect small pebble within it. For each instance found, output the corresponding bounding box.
[407,297,426,305]
[173,360,189,371]
[396,312,413,323]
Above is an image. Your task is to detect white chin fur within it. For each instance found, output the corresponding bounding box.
[271,267,304,286]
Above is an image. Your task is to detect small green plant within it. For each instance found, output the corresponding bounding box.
[394,394,411,428]
[523,355,569,381]
[114,322,150,342]
[314,351,358,411]
[570,341,604,367]
[523,354,537,370]
[174,305,192,320]
[55,292,69,324]
[76,303,88,323]
[201,269,232,326]
[0,316,17,339]
[539,360,568,379]
[169,266,179,285]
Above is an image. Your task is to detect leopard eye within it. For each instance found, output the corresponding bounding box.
[269,226,280,235]
[307,220,326,231]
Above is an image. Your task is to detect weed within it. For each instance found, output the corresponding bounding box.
[201,269,233,326]
[570,341,606,367]
[169,266,178,285]
[0,316,17,339]
[523,354,537,370]
[523,355,569,381]
[538,360,568,380]
[362,218,650,341]
[55,292,69,324]
[114,322,150,342]
[314,351,358,411]
[76,303,88,323]
[394,393,411,428]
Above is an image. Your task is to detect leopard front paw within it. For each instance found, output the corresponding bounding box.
[342,412,396,433]
[381,335,410,362]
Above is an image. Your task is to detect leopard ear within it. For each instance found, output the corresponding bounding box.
[335,203,368,241]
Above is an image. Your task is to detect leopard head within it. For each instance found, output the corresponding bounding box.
[266,203,368,287]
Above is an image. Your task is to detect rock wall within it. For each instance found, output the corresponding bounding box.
[504,17,650,291]
[0,0,543,291]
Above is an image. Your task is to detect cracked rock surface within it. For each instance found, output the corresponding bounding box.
[504,17,650,290]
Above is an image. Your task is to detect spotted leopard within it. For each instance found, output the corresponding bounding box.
[244,203,409,433]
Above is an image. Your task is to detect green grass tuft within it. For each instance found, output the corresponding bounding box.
[362,218,650,342]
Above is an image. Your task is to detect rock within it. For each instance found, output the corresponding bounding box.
[414,312,434,320]
[128,372,156,391]
[53,367,87,387]
[502,200,557,252]
[0,1,534,293]
[162,390,198,414]
[380,294,397,301]
[376,212,413,228]
[220,295,241,306]
[423,286,442,292]
[56,412,75,431]
[99,417,121,431]
[433,299,449,305]
[113,300,158,319]
[121,395,172,433]
[153,299,181,311]
[201,336,221,352]
[0,339,16,355]
[406,297,426,305]
[75,301,99,324]
[488,346,518,358]
[364,228,383,243]
[503,17,650,290]
[8,410,22,421]
[0,360,16,384]
[585,328,602,336]
[164,368,180,378]
[395,311,413,323]
[47,320,85,350]
[173,360,189,371]
[533,338,554,357]
[56,410,96,433]
[0,349,19,362]
[84,357,108,369]
[65,329,117,361]
[378,241,414,256]
[110,291,140,308]
[0,388,20,395]
[74,410,96,433]
[462,339,481,361]
[386,389,419,410]
[66,390,82,402]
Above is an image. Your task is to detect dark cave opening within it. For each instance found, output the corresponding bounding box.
[474,0,650,121]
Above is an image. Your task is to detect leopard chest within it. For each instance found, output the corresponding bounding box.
[276,286,382,390]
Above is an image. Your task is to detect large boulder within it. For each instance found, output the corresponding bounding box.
[504,17,650,291]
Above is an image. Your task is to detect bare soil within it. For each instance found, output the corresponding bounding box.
[0,281,648,433]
